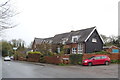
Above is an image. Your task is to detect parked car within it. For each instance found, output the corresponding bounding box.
[82,55,110,66]
[10,56,14,59]
[4,56,11,61]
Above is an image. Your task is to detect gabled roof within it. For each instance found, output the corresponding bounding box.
[33,27,104,45]
[70,27,96,43]
[33,38,44,44]
[34,37,53,44]
[53,27,100,44]
[53,32,72,44]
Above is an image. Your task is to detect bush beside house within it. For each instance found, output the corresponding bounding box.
[69,54,83,65]
[27,51,41,62]
[14,49,120,64]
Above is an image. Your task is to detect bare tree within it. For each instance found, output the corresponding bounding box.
[0,0,18,32]
[36,43,52,54]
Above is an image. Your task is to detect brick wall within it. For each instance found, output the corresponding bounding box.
[83,53,120,60]
[27,54,41,62]
[18,57,26,61]
[45,55,70,64]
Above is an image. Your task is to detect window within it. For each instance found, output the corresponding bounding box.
[78,44,83,54]
[72,48,77,54]
[101,56,107,59]
[94,56,101,60]
[57,47,60,53]
[62,38,68,44]
[49,40,52,43]
[72,36,79,43]
[73,38,77,42]
[88,56,95,60]
[92,38,97,43]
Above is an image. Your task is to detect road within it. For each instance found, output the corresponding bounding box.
[0,55,2,79]
[2,60,119,78]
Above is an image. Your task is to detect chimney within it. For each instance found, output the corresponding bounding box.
[71,30,74,32]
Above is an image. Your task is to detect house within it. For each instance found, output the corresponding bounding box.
[103,45,120,53]
[32,37,53,51]
[32,27,104,54]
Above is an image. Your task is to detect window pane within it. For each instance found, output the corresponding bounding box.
[101,56,107,59]
[92,38,97,42]
[94,57,100,60]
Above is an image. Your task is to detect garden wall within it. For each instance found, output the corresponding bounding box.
[45,55,70,64]
[83,53,120,60]
[27,54,41,62]
[18,57,26,61]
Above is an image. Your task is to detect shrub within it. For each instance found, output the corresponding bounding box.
[111,60,120,64]
[28,51,42,55]
[58,63,66,66]
[40,55,46,63]
[13,52,26,60]
[46,52,57,56]
[58,63,71,66]
[94,51,109,54]
[69,54,83,65]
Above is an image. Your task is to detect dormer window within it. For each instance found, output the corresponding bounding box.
[62,38,68,44]
[49,40,52,43]
[72,36,79,43]
[92,38,97,43]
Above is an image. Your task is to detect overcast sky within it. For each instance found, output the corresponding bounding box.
[3,0,119,46]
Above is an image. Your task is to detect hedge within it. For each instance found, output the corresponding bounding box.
[28,51,42,55]
[69,54,83,65]
[94,51,109,54]
[111,60,120,64]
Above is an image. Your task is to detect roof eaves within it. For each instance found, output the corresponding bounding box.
[84,27,105,44]
[84,27,96,42]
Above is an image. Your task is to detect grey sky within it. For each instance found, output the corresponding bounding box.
[118,1,120,35]
[3,0,119,46]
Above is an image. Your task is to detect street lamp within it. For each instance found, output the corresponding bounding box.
[13,47,18,60]
[13,47,17,54]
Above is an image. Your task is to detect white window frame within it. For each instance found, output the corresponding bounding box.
[92,38,97,43]
[72,36,79,43]
[57,47,60,53]
[72,48,77,54]
[62,38,68,44]
[49,40,52,43]
[78,44,83,54]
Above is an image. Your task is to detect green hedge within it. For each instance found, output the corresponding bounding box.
[69,54,83,65]
[94,51,109,54]
[111,60,120,64]
[28,51,42,55]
